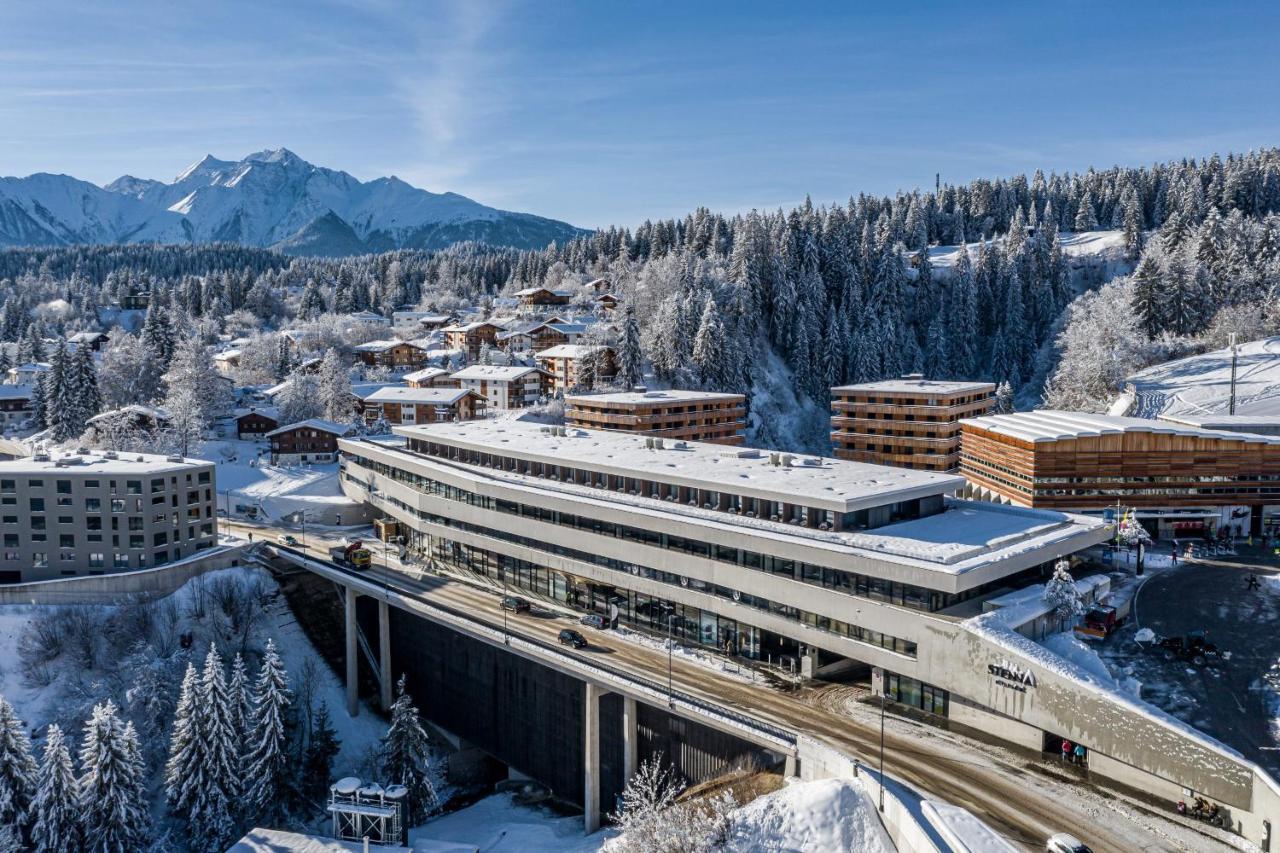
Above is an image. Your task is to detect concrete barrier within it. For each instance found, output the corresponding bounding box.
[0,543,251,605]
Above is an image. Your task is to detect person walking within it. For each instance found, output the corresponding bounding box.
[1074,743,1087,766]
[1061,739,1072,762]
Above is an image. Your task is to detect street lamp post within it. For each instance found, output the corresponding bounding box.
[501,565,509,644]
[667,614,676,708]
[878,691,886,812]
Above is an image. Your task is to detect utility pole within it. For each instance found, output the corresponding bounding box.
[667,614,675,709]
[1229,333,1239,415]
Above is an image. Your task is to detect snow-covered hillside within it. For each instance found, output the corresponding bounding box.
[1121,335,1280,417]
[0,149,584,255]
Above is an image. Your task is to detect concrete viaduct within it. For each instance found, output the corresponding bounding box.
[264,544,798,832]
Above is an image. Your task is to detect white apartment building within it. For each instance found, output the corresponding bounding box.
[0,450,217,583]
[451,365,549,409]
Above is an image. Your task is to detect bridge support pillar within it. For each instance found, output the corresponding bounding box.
[345,586,359,718]
[584,683,602,834]
[622,696,638,782]
[784,753,798,778]
[378,599,393,711]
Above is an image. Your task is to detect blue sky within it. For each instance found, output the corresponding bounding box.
[2,1,1278,228]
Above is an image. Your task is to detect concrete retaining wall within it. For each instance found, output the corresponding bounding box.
[797,736,947,853]
[0,543,251,605]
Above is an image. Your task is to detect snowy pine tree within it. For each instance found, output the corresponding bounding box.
[31,724,81,853]
[382,675,437,824]
[243,639,292,819]
[616,304,644,390]
[164,662,206,815]
[228,652,250,763]
[316,348,354,422]
[0,693,36,838]
[1043,558,1084,621]
[302,702,340,803]
[77,701,150,853]
[191,648,240,851]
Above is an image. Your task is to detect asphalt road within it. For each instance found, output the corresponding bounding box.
[1127,556,1280,777]
[227,519,1238,852]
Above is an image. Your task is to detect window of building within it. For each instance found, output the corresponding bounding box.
[59,534,74,548]
[56,480,71,494]
[29,498,43,512]
[32,553,47,568]
[0,480,13,493]
[113,554,129,568]
[129,535,144,549]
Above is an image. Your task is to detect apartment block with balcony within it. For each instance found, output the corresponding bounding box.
[831,376,995,472]
[565,389,747,445]
[0,450,217,583]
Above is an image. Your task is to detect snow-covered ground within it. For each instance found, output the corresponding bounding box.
[411,793,608,852]
[204,437,359,523]
[1121,335,1280,418]
[926,229,1127,270]
[411,777,894,853]
[0,566,388,798]
[726,777,892,852]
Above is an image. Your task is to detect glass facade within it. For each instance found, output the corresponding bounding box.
[885,672,949,716]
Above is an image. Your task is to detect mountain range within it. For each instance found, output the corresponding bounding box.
[0,148,586,256]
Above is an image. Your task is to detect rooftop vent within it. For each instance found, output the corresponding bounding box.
[780,454,794,467]
[166,455,184,463]
[724,448,762,459]
[645,437,655,449]
[654,438,665,450]
[103,451,118,459]
[32,453,50,462]
[769,452,781,466]
[901,373,925,381]
[803,457,823,466]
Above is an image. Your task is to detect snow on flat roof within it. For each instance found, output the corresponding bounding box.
[0,385,33,400]
[960,410,1280,445]
[364,386,474,404]
[393,419,961,511]
[1158,413,1280,429]
[452,365,543,381]
[566,389,745,405]
[0,450,211,474]
[833,378,994,395]
[354,435,1106,576]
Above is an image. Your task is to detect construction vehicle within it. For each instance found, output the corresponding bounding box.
[1073,605,1119,641]
[330,541,373,571]
[1156,629,1222,666]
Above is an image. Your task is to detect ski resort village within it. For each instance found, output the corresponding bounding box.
[5,4,1280,849]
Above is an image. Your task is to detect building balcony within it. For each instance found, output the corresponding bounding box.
[830,400,993,419]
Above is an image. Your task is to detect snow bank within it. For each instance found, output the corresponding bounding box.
[725,777,892,853]
[411,792,607,853]
[922,801,1017,853]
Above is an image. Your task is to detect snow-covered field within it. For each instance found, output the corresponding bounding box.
[1123,335,1280,418]
[203,437,359,522]
[412,777,893,853]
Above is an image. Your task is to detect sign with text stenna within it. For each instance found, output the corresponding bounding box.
[988,659,1037,692]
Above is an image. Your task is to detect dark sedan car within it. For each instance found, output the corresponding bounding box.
[579,614,608,629]
[500,596,531,613]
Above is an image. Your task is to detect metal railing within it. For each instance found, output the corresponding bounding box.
[268,544,799,749]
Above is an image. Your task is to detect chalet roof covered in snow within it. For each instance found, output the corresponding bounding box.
[85,404,170,426]
[266,419,357,438]
[535,344,609,359]
[363,386,476,405]
[401,367,452,383]
[833,378,995,395]
[0,384,33,400]
[565,388,744,405]
[961,410,1280,445]
[451,364,545,381]
[353,338,423,353]
[394,418,962,511]
[1157,413,1280,431]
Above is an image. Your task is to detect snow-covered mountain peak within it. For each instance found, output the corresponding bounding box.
[0,149,586,255]
[174,154,235,183]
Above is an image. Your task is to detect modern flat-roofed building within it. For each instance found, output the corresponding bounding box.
[960,410,1280,537]
[0,450,217,583]
[338,420,1106,723]
[565,389,746,445]
[831,377,995,472]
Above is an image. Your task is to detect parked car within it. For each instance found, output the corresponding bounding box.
[278,534,298,546]
[579,614,607,629]
[558,629,588,649]
[1046,833,1093,853]
[500,596,531,613]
